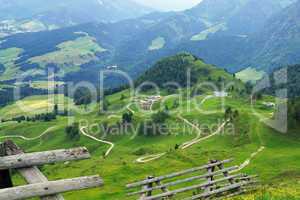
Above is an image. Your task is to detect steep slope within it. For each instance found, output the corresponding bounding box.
[136,53,239,89]
[185,0,248,24]
[244,0,300,71]
[185,0,295,35]
[226,0,294,35]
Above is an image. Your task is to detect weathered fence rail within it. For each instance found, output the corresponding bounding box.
[0,176,103,200]
[0,140,103,200]
[126,159,258,200]
[0,145,90,170]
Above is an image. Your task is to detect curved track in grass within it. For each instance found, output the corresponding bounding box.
[178,115,228,149]
[0,126,58,141]
[233,146,265,172]
[136,153,167,163]
[80,126,114,157]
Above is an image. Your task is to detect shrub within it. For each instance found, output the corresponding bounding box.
[65,123,80,140]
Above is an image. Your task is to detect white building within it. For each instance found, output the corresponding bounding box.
[214,91,228,97]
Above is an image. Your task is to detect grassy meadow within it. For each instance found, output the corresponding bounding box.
[0,90,299,200]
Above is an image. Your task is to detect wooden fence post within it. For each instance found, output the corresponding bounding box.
[0,142,13,189]
[205,160,217,192]
[3,140,65,200]
[140,176,154,200]
[147,176,154,197]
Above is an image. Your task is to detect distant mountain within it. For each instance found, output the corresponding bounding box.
[0,0,153,37]
[185,0,295,35]
[0,0,299,86]
[0,0,153,23]
[185,0,248,24]
[226,0,295,35]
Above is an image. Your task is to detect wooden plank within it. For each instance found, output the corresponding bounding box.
[0,176,103,200]
[0,144,91,170]
[19,167,65,200]
[142,174,242,200]
[128,166,238,196]
[127,159,233,188]
[147,177,154,197]
[0,142,13,189]
[4,140,64,200]
[184,181,257,200]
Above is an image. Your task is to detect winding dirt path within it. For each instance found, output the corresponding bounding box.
[135,94,225,163]
[200,95,214,105]
[177,115,202,149]
[136,153,167,163]
[178,115,227,149]
[80,126,114,157]
[127,103,135,114]
[0,126,58,141]
[135,118,227,164]
[233,146,265,172]
[107,115,121,120]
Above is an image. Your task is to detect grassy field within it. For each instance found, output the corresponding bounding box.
[236,68,266,83]
[148,37,166,51]
[0,91,299,200]
[29,80,65,90]
[191,23,227,41]
[0,94,74,119]
[29,36,106,72]
[0,47,23,80]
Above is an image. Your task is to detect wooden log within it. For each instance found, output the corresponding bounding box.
[4,140,65,200]
[0,142,13,189]
[0,176,103,200]
[127,159,233,188]
[142,174,242,200]
[0,144,91,170]
[127,166,238,196]
[184,181,257,200]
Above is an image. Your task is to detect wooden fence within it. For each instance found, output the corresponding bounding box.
[0,140,103,200]
[126,159,258,200]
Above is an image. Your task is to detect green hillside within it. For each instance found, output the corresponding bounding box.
[137,53,241,90]
[0,55,299,199]
[0,35,106,81]
[0,92,299,199]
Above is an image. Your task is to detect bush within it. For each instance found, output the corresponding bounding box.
[122,112,133,123]
[151,110,169,124]
[65,123,80,140]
